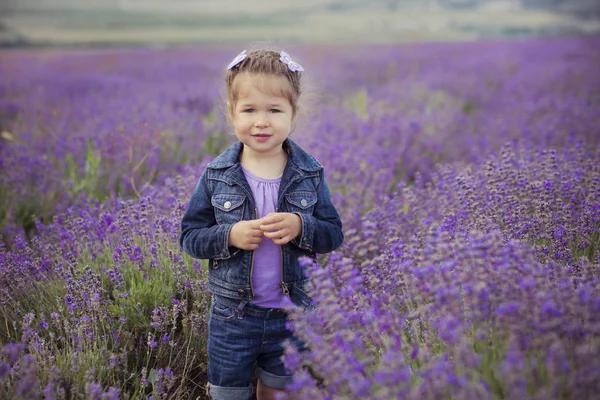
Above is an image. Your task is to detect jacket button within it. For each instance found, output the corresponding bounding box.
[301,199,308,207]
[224,201,232,209]
[238,289,246,297]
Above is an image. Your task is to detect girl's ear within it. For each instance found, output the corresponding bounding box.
[290,111,298,135]
[226,102,233,121]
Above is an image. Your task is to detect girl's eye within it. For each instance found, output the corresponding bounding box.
[241,108,280,113]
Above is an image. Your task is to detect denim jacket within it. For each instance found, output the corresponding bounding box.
[180,138,343,309]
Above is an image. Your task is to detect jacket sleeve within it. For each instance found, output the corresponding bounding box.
[292,170,344,254]
[180,169,237,260]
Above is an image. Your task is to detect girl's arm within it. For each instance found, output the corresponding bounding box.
[180,170,237,260]
[292,170,344,254]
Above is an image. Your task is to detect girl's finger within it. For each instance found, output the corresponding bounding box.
[246,233,262,241]
[264,229,289,239]
[273,236,291,245]
[263,232,277,239]
[260,222,284,231]
[259,214,284,225]
[248,219,263,229]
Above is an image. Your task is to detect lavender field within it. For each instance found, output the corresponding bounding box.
[1,35,599,399]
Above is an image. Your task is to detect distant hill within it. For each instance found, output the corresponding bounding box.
[1,0,599,47]
[2,0,599,13]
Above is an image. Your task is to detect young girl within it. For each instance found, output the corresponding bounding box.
[180,49,343,400]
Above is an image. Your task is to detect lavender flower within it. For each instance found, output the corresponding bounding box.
[0,36,599,399]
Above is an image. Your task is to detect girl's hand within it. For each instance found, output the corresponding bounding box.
[259,212,302,245]
[229,219,264,250]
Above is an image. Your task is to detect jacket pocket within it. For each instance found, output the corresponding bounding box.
[212,194,246,225]
[291,280,316,311]
[285,191,317,214]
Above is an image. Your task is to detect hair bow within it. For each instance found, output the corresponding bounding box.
[225,49,304,72]
[279,51,304,72]
[226,50,247,70]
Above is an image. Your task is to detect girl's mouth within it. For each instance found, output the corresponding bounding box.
[252,134,271,142]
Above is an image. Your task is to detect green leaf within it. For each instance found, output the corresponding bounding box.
[148,368,157,386]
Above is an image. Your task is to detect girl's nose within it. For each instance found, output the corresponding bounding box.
[254,116,270,128]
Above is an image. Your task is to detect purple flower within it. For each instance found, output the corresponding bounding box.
[497,301,520,316]
[108,353,120,368]
[148,336,158,348]
[102,387,121,400]
[0,363,9,379]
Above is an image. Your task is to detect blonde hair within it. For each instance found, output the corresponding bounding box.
[225,50,303,118]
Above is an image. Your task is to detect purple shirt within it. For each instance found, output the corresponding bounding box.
[241,165,287,308]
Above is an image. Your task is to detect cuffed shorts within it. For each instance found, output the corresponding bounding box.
[206,295,306,400]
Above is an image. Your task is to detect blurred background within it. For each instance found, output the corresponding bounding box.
[1,0,600,47]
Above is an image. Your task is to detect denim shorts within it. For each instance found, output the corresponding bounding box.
[206,295,306,400]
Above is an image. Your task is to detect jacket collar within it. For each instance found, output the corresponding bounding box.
[206,138,323,172]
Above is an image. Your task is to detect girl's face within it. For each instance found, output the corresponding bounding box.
[230,72,297,159]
